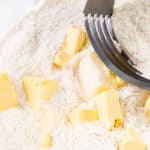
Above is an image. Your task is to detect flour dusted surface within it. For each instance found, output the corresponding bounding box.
[0,0,150,150]
[112,0,150,79]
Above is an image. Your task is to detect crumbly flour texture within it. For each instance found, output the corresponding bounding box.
[0,0,149,150]
[112,0,150,79]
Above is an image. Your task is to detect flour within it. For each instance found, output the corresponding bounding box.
[0,0,150,150]
[112,0,150,79]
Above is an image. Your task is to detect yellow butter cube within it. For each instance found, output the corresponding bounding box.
[94,89,123,130]
[53,50,71,69]
[68,108,99,126]
[22,76,58,111]
[0,73,19,111]
[144,96,150,120]
[64,26,86,55]
[119,128,147,150]
[53,26,86,68]
[22,76,58,101]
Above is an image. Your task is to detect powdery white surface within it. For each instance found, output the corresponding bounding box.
[0,0,149,150]
[112,0,150,79]
[0,0,43,41]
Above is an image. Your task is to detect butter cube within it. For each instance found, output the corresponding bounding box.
[53,50,71,69]
[64,26,86,54]
[144,96,150,120]
[0,73,19,111]
[119,128,147,150]
[22,76,58,101]
[68,108,99,126]
[22,76,58,111]
[53,26,86,68]
[95,89,123,130]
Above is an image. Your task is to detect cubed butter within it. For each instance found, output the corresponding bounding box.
[53,50,71,69]
[63,26,86,54]
[68,108,99,126]
[22,76,58,111]
[53,26,86,68]
[0,73,19,111]
[22,76,58,101]
[119,128,147,150]
[94,89,123,130]
[144,96,150,120]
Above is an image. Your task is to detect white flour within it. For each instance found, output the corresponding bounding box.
[112,0,150,79]
[0,0,150,150]
[0,0,43,41]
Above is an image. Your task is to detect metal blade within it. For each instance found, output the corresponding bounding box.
[83,0,115,16]
[85,15,150,89]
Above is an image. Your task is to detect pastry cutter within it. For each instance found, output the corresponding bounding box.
[83,0,150,89]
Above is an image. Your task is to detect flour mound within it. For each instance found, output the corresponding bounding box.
[112,0,150,79]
